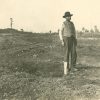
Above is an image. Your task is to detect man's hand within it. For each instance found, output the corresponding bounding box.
[61,40,64,46]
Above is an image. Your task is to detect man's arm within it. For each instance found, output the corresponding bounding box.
[59,23,64,46]
[59,30,63,41]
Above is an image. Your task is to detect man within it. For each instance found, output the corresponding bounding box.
[59,11,77,75]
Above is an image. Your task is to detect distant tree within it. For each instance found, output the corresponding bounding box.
[82,27,89,33]
[90,29,94,33]
[49,30,52,33]
[94,25,99,33]
[85,29,89,33]
[58,29,60,34]
[21,29,24,32]
[82,27,85,33]
[77,30,83,37]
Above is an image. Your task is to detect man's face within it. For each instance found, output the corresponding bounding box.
[65,16,71,21]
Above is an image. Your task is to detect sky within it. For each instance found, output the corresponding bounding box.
[0,0,100,32]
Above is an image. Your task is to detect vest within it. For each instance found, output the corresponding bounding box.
[62,20,76,37]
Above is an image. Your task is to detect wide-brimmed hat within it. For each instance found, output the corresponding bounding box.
[63,11,73,18]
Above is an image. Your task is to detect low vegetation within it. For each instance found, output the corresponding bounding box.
[0,31,100,100]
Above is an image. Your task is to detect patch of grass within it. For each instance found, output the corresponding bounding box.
[0,33,100,100]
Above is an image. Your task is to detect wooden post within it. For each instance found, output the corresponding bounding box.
[10,18,13,29]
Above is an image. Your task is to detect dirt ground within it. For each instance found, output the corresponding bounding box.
[0,32,100,100]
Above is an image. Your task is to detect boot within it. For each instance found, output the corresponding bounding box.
[64,62,68,75]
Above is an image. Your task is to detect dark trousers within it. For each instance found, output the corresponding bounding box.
[63,36,77,67]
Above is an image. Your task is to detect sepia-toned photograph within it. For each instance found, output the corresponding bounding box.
[0,0,100,100]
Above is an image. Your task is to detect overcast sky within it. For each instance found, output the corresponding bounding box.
[0,0,100,32]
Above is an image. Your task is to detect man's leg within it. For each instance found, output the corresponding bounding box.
[67,37,72,71]
[71,40,77,67]
[63,62,68,75]
[63,37,69,75]
[68,52,71,71]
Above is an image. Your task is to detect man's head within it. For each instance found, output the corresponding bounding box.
[63,11,73,21]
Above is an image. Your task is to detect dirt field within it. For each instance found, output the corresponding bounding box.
[0,32,100,100]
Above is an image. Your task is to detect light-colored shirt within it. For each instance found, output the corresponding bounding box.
[59,20,76,40]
